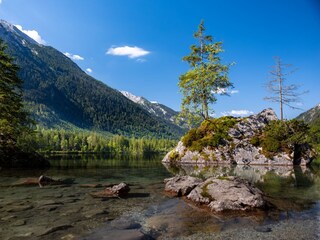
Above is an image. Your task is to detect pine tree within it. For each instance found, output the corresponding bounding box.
[0,39,32,156]
[179,20,233,121]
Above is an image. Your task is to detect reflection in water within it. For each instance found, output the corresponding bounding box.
[48,153,163,169]
[0,155,319,239]
[163,162,320,215]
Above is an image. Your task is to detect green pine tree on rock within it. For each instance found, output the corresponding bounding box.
[179,20,233,124]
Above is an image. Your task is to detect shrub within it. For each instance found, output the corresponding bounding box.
[182,116,238,152]
[252,119,312,158]
[168,151,180,161]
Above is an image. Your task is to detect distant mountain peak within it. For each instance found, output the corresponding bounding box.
[0,19,14,31]
[120,91,145,105]
[0,19,39,45]
[120,90,182,125]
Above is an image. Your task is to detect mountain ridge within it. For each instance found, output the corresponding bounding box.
[296,104,320,124]
[0,19,184,138]
[120,90,181,125]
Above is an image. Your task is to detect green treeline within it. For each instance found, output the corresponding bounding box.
[18,128,177,155]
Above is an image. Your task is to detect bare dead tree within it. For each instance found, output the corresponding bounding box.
[264,57,308,121]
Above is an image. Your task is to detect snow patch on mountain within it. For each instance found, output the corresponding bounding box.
[120,90,180,125]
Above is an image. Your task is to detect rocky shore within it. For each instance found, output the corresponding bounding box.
[163,109,315,166]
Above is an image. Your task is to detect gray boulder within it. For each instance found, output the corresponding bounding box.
[164,175,203,196]
[187,176,265,212]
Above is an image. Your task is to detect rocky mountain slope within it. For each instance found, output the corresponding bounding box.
[120,91,181,125]
[0,19,184,138]
[296,104,320,124]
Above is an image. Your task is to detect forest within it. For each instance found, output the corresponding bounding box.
[17,128,177,155]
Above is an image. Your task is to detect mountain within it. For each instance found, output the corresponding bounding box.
[0,20,184,138]
[296,104,320,124]
[120,91,180,125]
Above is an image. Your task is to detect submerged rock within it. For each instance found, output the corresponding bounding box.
[90,182,130,198]
[164,175,266,212]
[38,175,75,187]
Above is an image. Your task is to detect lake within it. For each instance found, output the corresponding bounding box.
[0,154,319,239]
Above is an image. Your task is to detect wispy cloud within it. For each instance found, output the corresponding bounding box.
[106,46,150,59]
[15,25,46,44]
[214,87,227,94]
[136,58,146,63]
[86,68,92,73]
[213,88,239,95]
[64,52,84,61]
[221,110,254,117]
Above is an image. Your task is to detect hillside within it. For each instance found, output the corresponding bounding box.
[296,104,320,124]
[0,20,184,138]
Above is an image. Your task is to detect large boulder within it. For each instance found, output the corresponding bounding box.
[187,176,266,212]
[164,176,266,212]
[164,175,203,196]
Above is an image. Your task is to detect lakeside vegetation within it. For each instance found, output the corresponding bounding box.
[17,128,177,155]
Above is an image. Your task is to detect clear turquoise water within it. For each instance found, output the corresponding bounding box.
[0,154,319,239]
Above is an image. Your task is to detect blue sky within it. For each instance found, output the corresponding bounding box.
[1,0,319,119]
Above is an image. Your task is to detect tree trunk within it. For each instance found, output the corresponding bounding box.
[203,101,209,119]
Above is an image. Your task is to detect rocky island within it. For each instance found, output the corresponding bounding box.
[163,109,315,166]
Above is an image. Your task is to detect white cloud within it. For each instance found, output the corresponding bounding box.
[0,0,2,4]
[221,110,254,117]
[106,46,150,59]
[64,52,84,61]
[213,87,227,94]
[15,25,46,44]
[86,68,92,73]
[213,88,239,95]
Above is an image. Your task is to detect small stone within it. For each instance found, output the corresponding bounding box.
[7,205,33,212]
[15,232,33,237]
[90,182,130,198]
[12,219,26,226]
[254,226,272,232]
[61,233,76,240]
[39,224,73,236]
[1,215,16,221]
